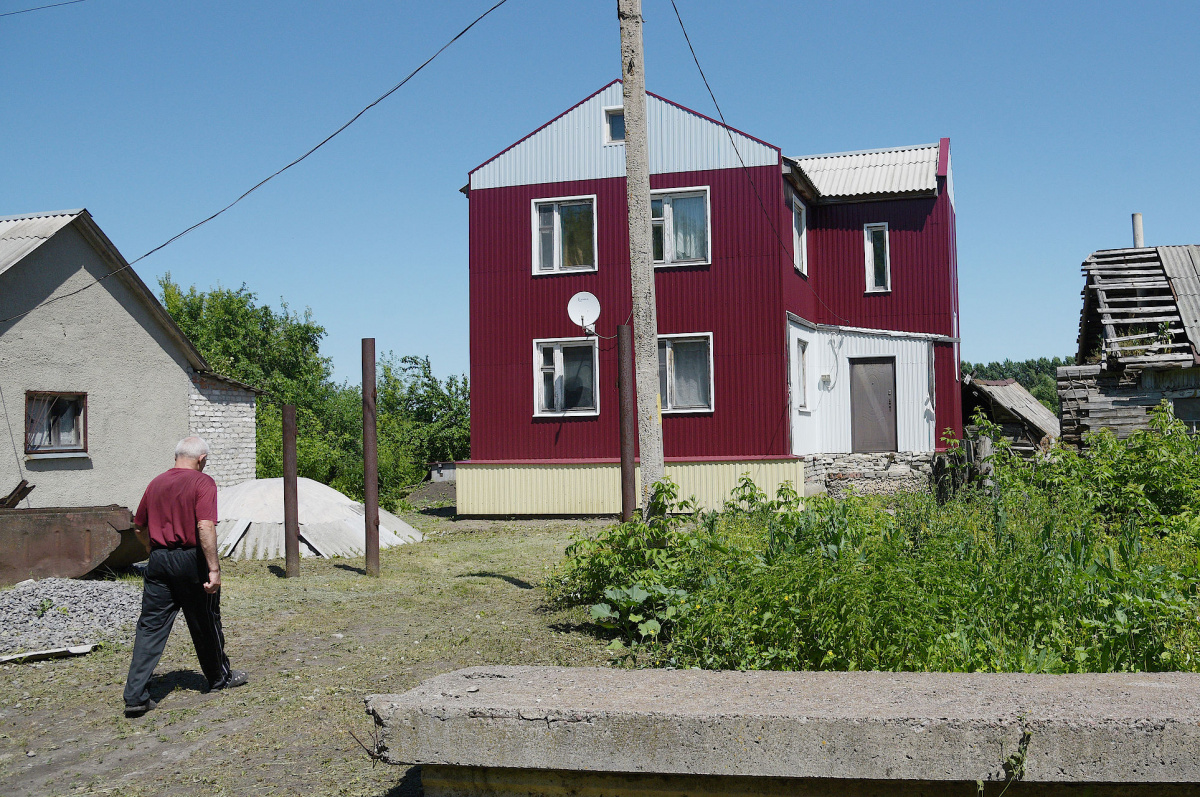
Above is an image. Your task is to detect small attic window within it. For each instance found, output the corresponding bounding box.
[604,107,625,144]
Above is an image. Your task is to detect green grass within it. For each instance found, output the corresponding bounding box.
[0,518,610,797]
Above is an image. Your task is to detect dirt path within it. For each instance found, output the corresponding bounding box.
[0,509,613,796]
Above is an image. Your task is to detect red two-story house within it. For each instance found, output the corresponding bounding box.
[458,81,961,514]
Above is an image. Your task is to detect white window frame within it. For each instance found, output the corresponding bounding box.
[658,332,715,414]
[532,337,600,418]
[792,193,808,276]
[603,106,625,145]
[650,187,711,268]
[864,222,891,293]
[531,195,599,276]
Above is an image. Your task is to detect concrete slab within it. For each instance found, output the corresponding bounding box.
[366,666,1200,784]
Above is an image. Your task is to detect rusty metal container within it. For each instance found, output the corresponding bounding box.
[0,505,132,586]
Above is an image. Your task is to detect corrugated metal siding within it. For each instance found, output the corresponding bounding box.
[933,341,961,446]
[1159,245,1200,352]
[789,322,936,454]
[791,144,938,198]
[470,84,779,190]
[0,211,81,276]
[469,165,789,462]
[800,193,955,336]
[457,458,804,515]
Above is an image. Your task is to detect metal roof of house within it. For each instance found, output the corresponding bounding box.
[1074,246,1200,370]
[966,377,1060,441]
[788,143,940,199]
[0,209,84,278]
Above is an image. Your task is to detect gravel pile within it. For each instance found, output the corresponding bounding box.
[0,577,143,655]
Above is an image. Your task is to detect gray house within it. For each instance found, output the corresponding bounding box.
[0,209,258,510]
[1059,244,1200,446]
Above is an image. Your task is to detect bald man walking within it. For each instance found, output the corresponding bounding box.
[123,436,247,718]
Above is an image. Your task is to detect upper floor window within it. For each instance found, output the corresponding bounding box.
[652,188,710,267]
[864,222,890,292]
[604,107,625,144]
[534,338,598,416]
[792,194,808,276]
[533,196,597,275]
[658,333,713,412]
[26,392,87,455]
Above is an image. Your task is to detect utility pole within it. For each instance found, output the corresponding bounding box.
[618,0,665,513]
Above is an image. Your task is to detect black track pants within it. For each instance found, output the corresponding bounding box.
[123,547,231,708]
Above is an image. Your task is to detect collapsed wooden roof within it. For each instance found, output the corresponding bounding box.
[963,376,1060,442]
[1076,245,1200,370]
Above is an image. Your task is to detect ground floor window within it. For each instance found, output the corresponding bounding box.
[534,338,598,416]
[658,334,713,412]
[25,392,87,454]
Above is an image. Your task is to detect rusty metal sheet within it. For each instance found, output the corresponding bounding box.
[0,506,130,586]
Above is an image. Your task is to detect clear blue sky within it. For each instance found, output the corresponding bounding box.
[4,0,1198,382]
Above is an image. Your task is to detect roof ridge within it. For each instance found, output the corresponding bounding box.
[789,143,939,161]
[0,209,85,224]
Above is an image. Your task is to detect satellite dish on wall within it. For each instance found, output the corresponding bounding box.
[567,291,601,333]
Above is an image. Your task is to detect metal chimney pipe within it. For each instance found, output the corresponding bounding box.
[1132,213,1145,248]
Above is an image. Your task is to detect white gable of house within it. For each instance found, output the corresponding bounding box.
[469,82,780,191]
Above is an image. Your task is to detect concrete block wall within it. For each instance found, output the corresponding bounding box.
[188,373,256,487]
[802,452,933,498]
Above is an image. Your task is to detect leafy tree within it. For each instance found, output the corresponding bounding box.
[961,356,1075,413]
[159,276,469,509]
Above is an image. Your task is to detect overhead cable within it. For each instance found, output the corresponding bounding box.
[667,0,851,325]
[0,0,87,19]
[0,0,511,326]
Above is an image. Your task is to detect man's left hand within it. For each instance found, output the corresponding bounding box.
[203,570,221,594]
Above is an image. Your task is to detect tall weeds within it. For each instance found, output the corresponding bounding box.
[549,404,1200,672]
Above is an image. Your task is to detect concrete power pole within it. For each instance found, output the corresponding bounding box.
[618,0,665,513]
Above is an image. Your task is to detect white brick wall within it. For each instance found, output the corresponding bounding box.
[188,373,257,487]
[802,452,934,499]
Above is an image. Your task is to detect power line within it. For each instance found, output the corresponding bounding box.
[0,0,511,326]
[667,0,851,326]
[0,0,86,19]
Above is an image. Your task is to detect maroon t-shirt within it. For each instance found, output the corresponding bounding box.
[134,468,219,549]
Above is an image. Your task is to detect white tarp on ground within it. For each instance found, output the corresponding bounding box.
[215,477,422,560]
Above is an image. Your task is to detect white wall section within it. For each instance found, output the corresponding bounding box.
[789,320,936,455]
[470,83,779,190]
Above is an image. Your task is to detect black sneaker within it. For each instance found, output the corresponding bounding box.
[212,669,248,691]
[124,698,156,718]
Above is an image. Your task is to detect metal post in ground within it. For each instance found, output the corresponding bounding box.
[362,338,380,577]
[283,404,300,578]
[618,324,637,521]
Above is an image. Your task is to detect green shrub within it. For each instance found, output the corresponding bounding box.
[551,411,1200,672]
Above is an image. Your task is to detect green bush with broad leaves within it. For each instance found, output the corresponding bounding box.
[549,402,1200,672]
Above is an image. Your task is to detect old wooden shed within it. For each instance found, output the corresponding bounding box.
[1058,245,1200,446]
